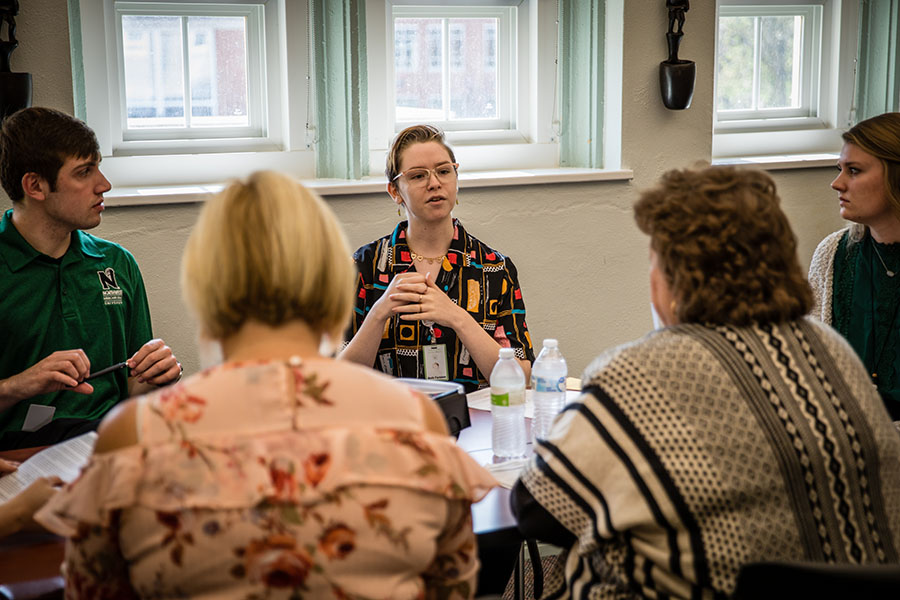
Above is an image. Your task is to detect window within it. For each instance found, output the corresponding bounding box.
[713,0,859,158]
[76,0,286,159]
[118,10,258,138]
[366,0,582,172]
[390,6,513,133]
[716,5,821,121]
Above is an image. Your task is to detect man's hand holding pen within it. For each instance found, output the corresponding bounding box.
[85,339,181,387]
[0,339,181,409]
[127,338,182,388]
[0,350,94,407]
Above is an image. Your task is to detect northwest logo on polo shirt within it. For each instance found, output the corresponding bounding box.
[97,268,123,305]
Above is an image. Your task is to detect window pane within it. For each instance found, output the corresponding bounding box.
[187,16,250,127]
[122,15,185,129]
[394,16,498,123]
[717,16,755,111]
[758,15,801,109]
[395,18,443,122]
[448,18,497,120]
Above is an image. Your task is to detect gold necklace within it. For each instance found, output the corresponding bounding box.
[872,242,896,278]
[409,251,445,264]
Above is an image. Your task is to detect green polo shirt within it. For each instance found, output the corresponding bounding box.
[0,209,153,434]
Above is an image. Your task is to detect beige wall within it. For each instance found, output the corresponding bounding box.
[7,1,846,378]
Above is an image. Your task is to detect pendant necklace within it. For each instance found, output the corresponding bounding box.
[872,241,896,277]
[868,239,900,381]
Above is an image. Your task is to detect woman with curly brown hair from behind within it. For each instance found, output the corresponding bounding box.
[511,166,900,599]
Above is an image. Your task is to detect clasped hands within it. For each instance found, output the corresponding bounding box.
[4,339,181,401]
[375,272,465,328]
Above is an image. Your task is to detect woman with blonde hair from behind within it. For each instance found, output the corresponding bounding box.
[36,171,497,599]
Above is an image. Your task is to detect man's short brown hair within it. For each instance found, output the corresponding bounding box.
[634,166,813,326]
[0,107,100,202]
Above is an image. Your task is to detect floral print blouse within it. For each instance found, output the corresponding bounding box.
[36,358,497,599]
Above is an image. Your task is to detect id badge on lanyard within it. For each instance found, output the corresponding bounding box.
[423,344,449,380]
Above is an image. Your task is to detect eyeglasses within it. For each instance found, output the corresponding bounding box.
[392,163,459,187]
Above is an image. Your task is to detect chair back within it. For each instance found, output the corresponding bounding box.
[734,561,900,599]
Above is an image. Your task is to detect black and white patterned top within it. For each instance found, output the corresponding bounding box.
[517,318,900,599]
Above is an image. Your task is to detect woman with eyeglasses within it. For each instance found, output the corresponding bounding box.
[341,124,534,391]
[808,112,900,419]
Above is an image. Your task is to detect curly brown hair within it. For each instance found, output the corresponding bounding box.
[634,166,812,326]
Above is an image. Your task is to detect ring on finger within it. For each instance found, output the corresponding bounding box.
[419,293,423,303]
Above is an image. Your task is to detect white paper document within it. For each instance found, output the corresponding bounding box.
[467,388,535,418]
[466,388,582,419]
[0,431,98,502]
[484,458,530,489]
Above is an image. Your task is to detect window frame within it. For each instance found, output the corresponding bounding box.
[78,0,286,158]
[114,2,267,144]
[715,4,822,125]
[366,0,568,171]
[713,0,859,159]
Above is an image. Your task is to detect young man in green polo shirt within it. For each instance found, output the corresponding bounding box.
[0,107,182,449]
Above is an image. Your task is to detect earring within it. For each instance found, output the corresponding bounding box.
[669,300,677,313]
[397,206,401,217]
[456,197,459,206]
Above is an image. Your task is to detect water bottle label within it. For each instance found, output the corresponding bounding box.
[508,388,525,406]
[491,388,525,407]
[535,376,565,393]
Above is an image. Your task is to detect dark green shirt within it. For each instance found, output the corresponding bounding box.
[832,230,900,419]
[0,209,153,435]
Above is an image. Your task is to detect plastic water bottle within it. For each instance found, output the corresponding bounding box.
[491,347,527,458]
[531,339,568,443]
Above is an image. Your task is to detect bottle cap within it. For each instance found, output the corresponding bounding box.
[499,347,515,358]
[543,339,558,348]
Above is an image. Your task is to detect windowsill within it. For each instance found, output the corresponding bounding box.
[712,152,838,171]
[103,167,635,207]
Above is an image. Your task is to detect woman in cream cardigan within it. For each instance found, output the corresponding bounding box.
[808,112,900,419]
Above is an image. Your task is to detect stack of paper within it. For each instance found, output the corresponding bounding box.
[0,431,97,502]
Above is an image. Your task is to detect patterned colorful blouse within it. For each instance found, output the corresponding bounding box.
[349,219,535,392]
[36,358,497,599]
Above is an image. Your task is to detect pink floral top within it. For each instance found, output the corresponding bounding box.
[36,358,497,599]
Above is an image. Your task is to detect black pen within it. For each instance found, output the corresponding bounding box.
[85,361,128,381]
